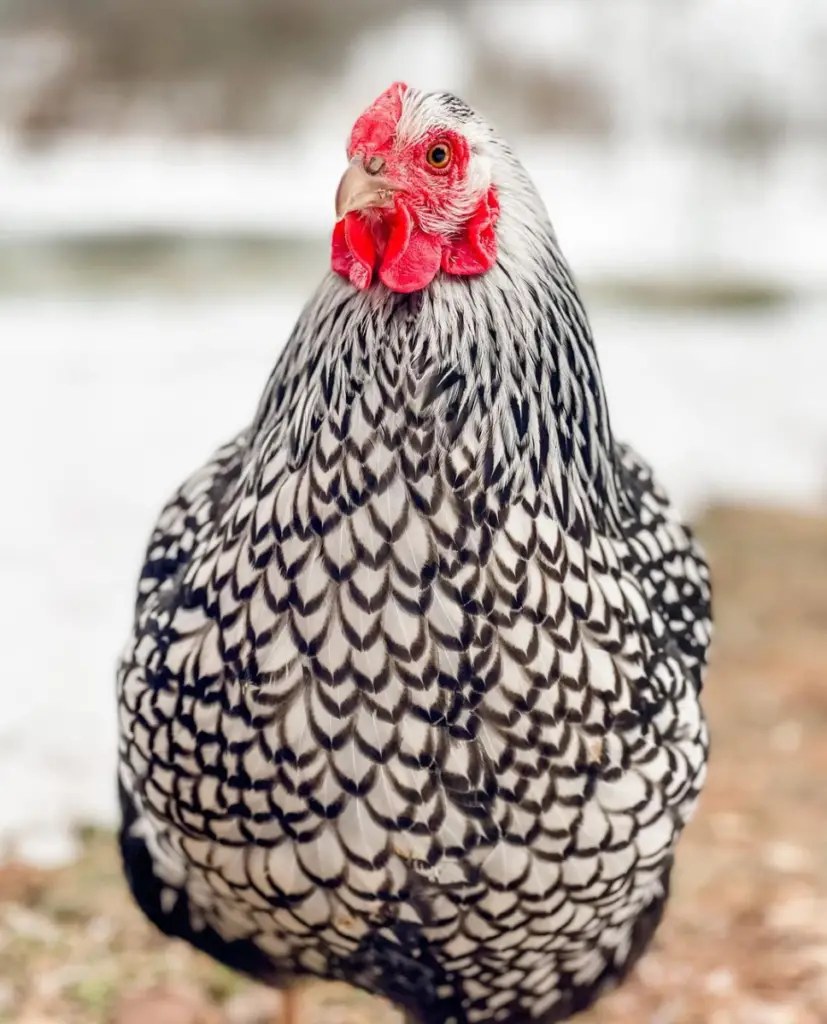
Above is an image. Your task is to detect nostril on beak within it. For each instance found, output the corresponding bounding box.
[365,155,386,176]
[335,155,397,219]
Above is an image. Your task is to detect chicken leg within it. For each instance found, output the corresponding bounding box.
[281,989,299,1024]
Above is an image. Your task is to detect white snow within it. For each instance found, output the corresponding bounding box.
[0,293,825,862]
[0,134,341,238]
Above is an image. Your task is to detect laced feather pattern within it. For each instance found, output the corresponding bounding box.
[118,88,712,1024]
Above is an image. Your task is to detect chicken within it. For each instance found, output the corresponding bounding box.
[117,82,712,1024]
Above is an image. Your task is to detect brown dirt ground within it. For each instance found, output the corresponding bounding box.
[2,504,826,1024]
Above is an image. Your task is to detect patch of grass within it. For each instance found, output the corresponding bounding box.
[0,234,329,296]
[587,275,797,311]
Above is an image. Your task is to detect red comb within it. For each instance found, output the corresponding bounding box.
[348,82,409,156]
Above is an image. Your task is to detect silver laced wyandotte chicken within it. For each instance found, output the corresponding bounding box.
[118,83,713,1024]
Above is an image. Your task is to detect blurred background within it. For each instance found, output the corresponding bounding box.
[0,1,826,1022]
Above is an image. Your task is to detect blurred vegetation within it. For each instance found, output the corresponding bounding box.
[1,0,819,148]
[0,0,616,142]
[0,0,450,137]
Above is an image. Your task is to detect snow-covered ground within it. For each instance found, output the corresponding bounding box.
[0,292,825,863]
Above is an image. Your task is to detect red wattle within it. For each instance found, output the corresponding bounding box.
[345,213,378,290]
[378,201,442,294]
[331,214,378,291]
[331,188,500,293]
[331,219,352,278]
[442,187,500,278]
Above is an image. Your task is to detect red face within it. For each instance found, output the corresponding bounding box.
[332,82,500,294]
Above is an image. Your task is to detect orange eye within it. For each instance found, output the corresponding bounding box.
[426,142,452,169]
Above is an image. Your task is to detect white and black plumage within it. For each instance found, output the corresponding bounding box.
[117,84,712,1024]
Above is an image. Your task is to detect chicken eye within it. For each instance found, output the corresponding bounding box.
[426,143,452,170]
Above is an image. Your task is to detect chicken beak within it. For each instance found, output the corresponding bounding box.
[335,158,397,220]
